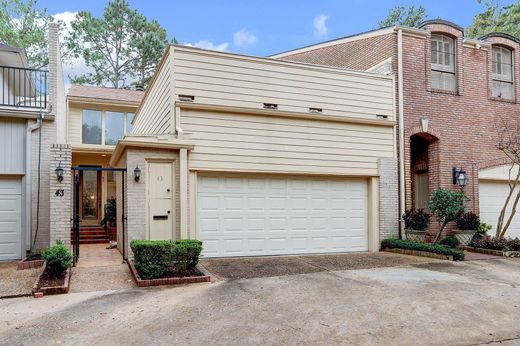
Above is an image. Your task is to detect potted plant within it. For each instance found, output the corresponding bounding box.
[403,209,430,242]
[453,212,480,245]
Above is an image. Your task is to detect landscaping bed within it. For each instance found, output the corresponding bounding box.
[129,239,210,287]
[33,264,71,296]
[0,261,43,299]
[465,237,520,257]
[381,239,465,261]
[17,258,44,270]
[128,260,210,287]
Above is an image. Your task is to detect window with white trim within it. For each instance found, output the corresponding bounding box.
[431,34,456,91]
[492,46,514,100]
[81,109,135,145]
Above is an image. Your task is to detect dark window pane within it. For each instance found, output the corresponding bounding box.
[82,110,102,145]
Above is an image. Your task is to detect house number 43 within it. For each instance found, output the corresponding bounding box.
[55,189,64,197]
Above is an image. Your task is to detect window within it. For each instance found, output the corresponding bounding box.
[431,34,456,91]
[82,110,102,144]
[492,46,514,100]
[105,111,124,145]
[126,112,134,134]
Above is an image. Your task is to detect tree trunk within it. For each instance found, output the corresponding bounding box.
[433,220,449,244]
[498,188,520,239]
[496,169,520,238]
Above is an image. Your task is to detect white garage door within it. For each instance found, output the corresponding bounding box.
[197,175,368,257]
[0,178,22,260]
[480,181,520,239]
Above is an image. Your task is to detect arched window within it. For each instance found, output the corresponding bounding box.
[492,46,514,100]
[431,34,456,91]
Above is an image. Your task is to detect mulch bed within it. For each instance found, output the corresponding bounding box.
[461,246,520,258]
[0,262,43,299]
[383,248,454,261]
[33,264,71,296]
[128,260,211,287]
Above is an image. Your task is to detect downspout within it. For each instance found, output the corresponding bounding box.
[397,28,406,238]
[25,118,41,255]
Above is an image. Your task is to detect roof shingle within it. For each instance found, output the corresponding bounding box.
[67,84,144,103]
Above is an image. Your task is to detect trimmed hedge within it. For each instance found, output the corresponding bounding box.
[131,240,173,279]
[130,239,203,279]
[42,241,73,277]
[381,239,465,261]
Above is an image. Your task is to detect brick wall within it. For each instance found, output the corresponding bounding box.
[379,158,399,239]
[49,144,71,245]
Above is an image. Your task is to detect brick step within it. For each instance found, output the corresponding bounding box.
[71,230,108,236]
[71,239,110,245]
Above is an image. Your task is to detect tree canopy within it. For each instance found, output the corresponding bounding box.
[466,0,520,39]
[378,5,427,28]
[0,0,53,68]
[65,0,169,88]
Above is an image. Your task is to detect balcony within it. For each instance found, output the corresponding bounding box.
[0,65,48,110]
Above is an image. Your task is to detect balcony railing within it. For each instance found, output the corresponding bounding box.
[0,65,48,109]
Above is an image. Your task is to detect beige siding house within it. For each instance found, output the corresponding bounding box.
[111,45,398,258]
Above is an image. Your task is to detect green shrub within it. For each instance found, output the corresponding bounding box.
[507,238,520,251]
[403,209,430,231]
[475,223,492,239]
[381,238,465,261]
[42,241,73,277]
[173,239,203,274]
[439,236,460,248]
[470,236,507,250]
[130,240,173,279]
[456,212,480,230]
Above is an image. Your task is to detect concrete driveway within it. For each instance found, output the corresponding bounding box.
[1,256,520,345]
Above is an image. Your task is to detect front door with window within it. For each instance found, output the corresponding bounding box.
[80,169,102,225]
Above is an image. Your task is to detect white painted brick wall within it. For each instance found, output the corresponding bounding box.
[379,158,399,240]
[49,144,71,245]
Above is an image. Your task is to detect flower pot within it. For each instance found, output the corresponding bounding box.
[405,229,427,242]
[451,229,476,246]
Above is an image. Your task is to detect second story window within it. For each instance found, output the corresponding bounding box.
[431,34,456,92]
[492,46,514,100]
[82,109,134,146]
[82,110,102,145]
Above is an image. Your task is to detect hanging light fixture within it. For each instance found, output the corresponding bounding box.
[134,165,141,182]
[55,163,64,182]
[452,167,468,190]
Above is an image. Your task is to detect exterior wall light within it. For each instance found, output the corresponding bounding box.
[55,163,64,182]
[452,167,468,190]
[134,165,141,182]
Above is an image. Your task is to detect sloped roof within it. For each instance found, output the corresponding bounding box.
[67,84,144,103]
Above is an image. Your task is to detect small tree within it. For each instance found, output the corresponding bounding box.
[428,188,469,243]
[494,115,520,238]
[377,5,427,28]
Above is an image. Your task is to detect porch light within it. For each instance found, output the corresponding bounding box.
[55,163,64,182]
[452,167,468,190]
[134,165,141,182]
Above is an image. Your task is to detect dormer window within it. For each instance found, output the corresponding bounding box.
[491,46,514,100]
[431,34,456,92]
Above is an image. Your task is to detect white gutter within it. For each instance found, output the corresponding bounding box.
[397,29,406,236]
[24,119,41,252]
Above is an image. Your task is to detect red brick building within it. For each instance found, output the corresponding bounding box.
[273,20,520,238]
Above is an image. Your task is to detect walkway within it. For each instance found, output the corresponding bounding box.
[70,244,134,292]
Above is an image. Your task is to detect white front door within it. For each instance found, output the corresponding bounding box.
[197,175,368,257]
[148,162,174,240]
[480,181,520,239]
[0,178,22,260]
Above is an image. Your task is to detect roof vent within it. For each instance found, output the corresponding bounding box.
[263,103,278,110]
[179,95,195,102]
[309,107,322,113]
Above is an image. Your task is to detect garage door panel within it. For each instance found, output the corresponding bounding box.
[480,182,520,239]
[197,175,368,257]
[0,180,22,260]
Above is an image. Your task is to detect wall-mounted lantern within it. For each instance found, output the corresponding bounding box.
[55,163,64,182]
[452,167,468,190]
[134,165,141,182]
